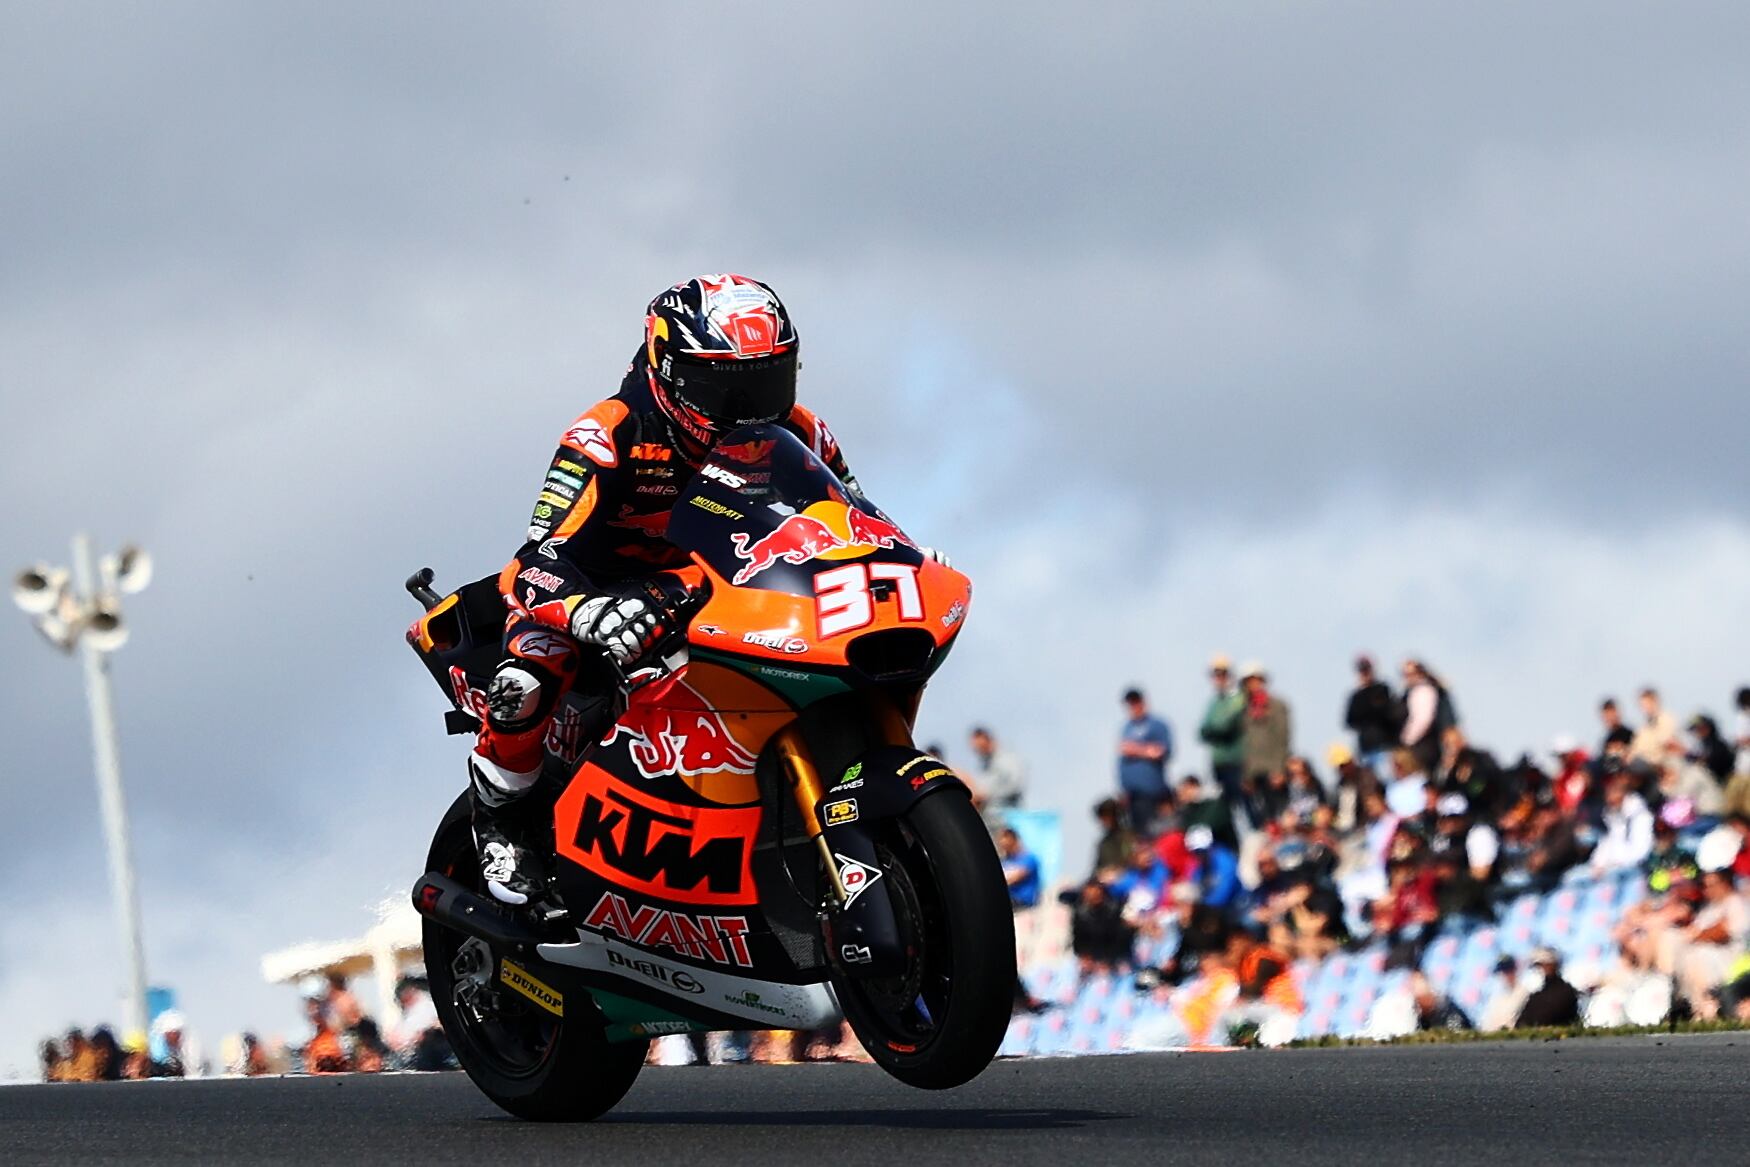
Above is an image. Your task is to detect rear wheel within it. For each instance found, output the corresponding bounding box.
[831,787,1017,1088]
[422,793,647,1121]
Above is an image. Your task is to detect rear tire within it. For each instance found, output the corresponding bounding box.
[422,793,647,1121]
[831,786,1017,1088]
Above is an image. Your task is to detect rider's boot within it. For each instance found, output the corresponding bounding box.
[468,743,552,907]
[469,659,561,906]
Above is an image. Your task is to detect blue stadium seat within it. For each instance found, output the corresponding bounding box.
[1339,963,1383,1015]
[1298,1006,1335,1039]
[1502,894,1539,950]
[1025,956,1077,1003]
[1460,924,1500,965]
[1298,960,1332,1005]
[999,1017,1036,1058]
[1033,1011,1073,1056]
[1082,972,1118,1003]
[1095,1013,1131,1053]
[1334,991,1376,1038]
[1421,933,1462,991]
[1452,976,1488,1015]
[1581,878,1619,915]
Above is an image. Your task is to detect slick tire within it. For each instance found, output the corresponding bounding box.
[423,792,647,1121]
[833,785,1018,1089]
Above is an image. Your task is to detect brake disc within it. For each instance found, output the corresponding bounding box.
[451,937,498,1020]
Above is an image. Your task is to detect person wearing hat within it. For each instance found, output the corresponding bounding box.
[1184,824,1242,913]
[1238,662,1292,827]
[1478,956,1529,1031]
[1198,654,1248,824]
[150,1009,189,1078]
[1514,947,1581,1028]
[1345,655,1400,778]
[1432,791,1499,884]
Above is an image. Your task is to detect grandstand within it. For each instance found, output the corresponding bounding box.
[1000,869,1649,1054]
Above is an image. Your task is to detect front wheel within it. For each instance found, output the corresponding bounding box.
[422,793,647,1121]
[831,787,1017,1088]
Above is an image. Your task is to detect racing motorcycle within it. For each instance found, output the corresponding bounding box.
[405,423,1015,1120]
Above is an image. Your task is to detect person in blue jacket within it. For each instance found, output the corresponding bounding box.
[1185,825,1242,914]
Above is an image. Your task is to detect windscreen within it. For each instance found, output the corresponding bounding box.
[664,424,923,597]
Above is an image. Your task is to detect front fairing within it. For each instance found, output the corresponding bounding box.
[664,425,970,681]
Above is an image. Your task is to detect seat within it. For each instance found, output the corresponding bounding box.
[998,1017,1036,1058]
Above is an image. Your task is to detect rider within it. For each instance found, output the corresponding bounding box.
[468,274,862,905]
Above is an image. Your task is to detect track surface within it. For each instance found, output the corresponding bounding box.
[4,1036,1747,1165]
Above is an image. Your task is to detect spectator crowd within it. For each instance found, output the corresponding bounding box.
[36,972,451,1082]
[992,659,1750,1044]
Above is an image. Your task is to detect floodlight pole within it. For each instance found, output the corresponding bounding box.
[71,532,150,1040]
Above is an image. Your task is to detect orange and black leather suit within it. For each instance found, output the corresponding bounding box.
[474,352,856,777]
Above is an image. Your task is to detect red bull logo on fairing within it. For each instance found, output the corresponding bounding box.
[728,503,914,585]
[844,508,912,551]
[600,677,761,781]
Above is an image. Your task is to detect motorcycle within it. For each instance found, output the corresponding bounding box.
[405,423,1016,1120]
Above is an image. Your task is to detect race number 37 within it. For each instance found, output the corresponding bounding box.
[813,562,923,638]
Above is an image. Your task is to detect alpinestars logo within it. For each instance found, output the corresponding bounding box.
[562,418,617,467]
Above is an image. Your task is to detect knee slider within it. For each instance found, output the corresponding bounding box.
[485,663,557,734]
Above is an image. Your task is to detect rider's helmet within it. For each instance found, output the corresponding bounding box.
[644,274,799,452]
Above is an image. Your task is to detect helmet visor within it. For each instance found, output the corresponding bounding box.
[667,350,797,429]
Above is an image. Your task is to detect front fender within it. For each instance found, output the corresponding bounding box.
[811,746,969,978]
[814,745,964,826]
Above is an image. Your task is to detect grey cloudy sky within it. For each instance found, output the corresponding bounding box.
[2,2,1746,1073]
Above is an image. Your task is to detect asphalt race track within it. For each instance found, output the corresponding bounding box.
[4,1035,1747,1165]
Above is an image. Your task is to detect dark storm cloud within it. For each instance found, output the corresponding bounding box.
[1,1,1746,1067]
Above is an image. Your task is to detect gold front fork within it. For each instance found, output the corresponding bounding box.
[773,724,849,907]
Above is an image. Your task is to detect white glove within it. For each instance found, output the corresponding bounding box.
[570,594,664,666]
[921,546,953,568]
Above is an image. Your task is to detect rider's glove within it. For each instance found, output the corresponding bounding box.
[921,546,953,569]
[570,594,665,666]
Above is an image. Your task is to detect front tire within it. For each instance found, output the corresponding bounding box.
[422,793,647,1121]
[831,786,1017,1088]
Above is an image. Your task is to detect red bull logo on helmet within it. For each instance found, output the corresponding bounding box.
[728,502,914,585]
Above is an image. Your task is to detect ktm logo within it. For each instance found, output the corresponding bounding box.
[630,443,671,462]
[556,768,762,906]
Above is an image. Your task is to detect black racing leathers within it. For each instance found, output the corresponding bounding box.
[472,351,855,780]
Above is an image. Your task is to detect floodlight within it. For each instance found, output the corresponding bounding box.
[13,564,69,616]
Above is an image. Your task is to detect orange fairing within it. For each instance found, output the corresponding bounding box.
[554,761,763,907]
[688,552,970,668]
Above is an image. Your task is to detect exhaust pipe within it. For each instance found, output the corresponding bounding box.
[412,873,548,952]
